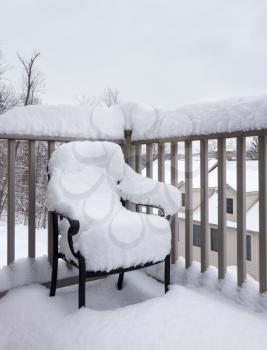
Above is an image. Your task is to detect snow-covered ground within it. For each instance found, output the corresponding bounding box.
[1,266,267,350]
[0,221,47,268]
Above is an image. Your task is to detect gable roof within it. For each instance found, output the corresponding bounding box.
[177,159,258,193]
[179,191,259,232]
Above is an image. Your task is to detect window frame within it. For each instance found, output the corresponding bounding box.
[193,224,201,247]
[181,193,185,207]
[210,227,219,252]
[226,197,234,214]
[246,235,251,261]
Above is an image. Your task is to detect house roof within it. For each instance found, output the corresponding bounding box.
[143,158,217,187]
[179,191,259,233]
[175,159,258,193]
[207,160,258,192]
[143,157,259,232]
[246,201,259,232]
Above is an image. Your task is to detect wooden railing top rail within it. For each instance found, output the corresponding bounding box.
[131,128,267,144]
[0,134,123,144]
[1,127,267,143]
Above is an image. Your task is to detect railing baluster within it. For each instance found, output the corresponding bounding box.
[200,139,209,272]
[123,130,132,164]
[128,144,135,170]
[237,136,247,286]
[171,142,178,263]
[158,143,165,182]
[146,144,153,179]
[7,139,15,264]
[185,140,193,268]
[28,140,36,258]
[146,144,153,214]
[48,141,55,263]
[135,144,142,212]
[121,144,126,160]
[127,143,136,211]
[218,138,227,279]
[135,144,142,174]
[158,143,165,217]
[258,135,267,293]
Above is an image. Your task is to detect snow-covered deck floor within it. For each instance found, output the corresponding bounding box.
[1,268,267,350]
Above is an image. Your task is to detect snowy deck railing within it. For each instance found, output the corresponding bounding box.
[130,129,267,292]
[1,96,267,293]
[1,128,267,293]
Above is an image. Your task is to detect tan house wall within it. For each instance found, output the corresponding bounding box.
[179,186,258,223]
[178,219,259,281]
[246,192,258,210]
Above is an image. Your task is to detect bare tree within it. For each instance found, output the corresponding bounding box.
[101,87,119,107]
[18,51,44,105]
[14,51,46,224]
[76,87,120,108]
[0,86,18,113]
[0,50,47,226]
[0,51,18,114]
[0,51,18,219]
[75,93,97,107]
[247,136,258,160]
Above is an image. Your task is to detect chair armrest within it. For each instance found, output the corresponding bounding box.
[53,211,80,258]
[122,197,172,222]
[119,164,180,217]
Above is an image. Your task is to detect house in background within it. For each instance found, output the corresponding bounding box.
[142,157,259,280]
[178,160,259,280]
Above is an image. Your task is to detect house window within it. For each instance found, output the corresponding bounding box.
[211,228,219,252]
[226,198,233,214]
[182,193,185,207]
[246,235,251,261]
[193,224,201,247]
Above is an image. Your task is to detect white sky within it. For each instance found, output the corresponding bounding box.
[1,0,267,109]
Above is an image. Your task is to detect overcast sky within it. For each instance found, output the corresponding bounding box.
[1,0,267,109]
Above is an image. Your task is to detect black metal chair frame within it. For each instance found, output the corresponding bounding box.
[50,202,171,308]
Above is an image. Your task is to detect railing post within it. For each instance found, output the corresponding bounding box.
[146,143,153,214]
[7,139,15,264]
[258,135,267,293]
[185,140,193,268]
[236,136,247,286]
[218,138,227,279]
[200,139,209,272]
[28,140,36,258]
[171,142,178,263]
[48,141,55,263]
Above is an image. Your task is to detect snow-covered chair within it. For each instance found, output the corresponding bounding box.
[46,141,180,307]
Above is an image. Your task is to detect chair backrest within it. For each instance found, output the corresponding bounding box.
[46,141,125,230]
[48,141,124,179]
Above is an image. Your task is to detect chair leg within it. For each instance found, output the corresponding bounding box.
[78,253,86,308]
[164,254,170,293]
[117,272,124,290]
[50,253,58,297]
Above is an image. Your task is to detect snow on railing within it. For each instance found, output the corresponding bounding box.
[1,96,267,293]
[1,95,267,141]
